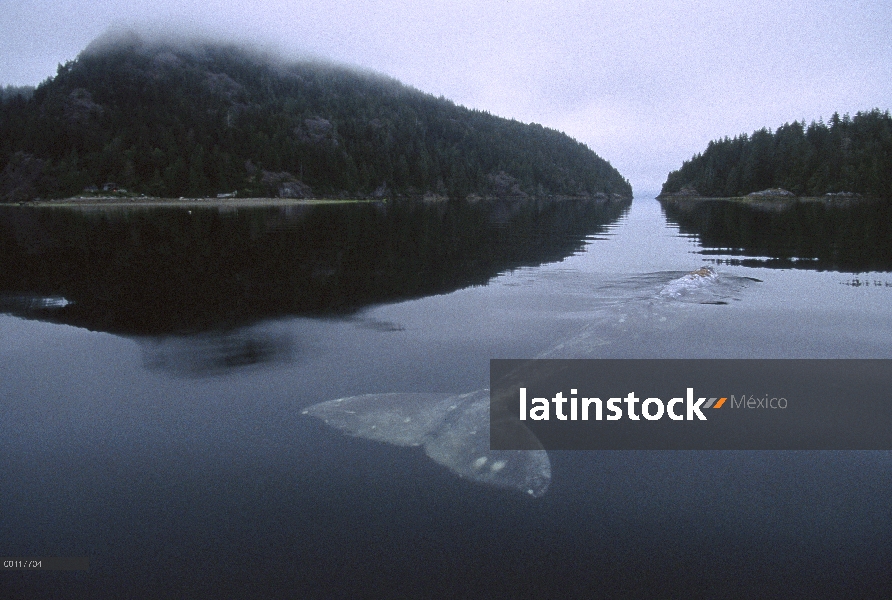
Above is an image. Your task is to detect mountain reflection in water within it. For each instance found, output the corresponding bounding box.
[660,197,892,272]
[0,198,629,373]
[0,198,629,336]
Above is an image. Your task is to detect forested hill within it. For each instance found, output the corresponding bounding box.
[0,32,631,202]
[660,110,892,199]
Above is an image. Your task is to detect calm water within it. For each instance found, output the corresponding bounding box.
[1,197,890,598]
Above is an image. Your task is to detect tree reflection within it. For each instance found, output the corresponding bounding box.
[661,198,892,272]
[0,197,630,335]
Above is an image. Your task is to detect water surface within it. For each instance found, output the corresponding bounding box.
[2,197,890,598]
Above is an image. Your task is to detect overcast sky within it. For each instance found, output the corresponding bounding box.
[2,0,890,194]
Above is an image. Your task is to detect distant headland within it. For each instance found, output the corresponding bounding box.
[0,31,632,203]
[659,110,892,203]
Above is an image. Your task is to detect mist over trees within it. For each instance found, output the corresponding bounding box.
[661,110,892,199]
[0,32,631,202]
[0,86,34,102]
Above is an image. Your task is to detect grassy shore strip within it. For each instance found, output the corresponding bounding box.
[23,197,382,208]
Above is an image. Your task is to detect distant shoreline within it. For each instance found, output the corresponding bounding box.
[10,193,632,209]
[656,193,878,212]
[16,197,383,208]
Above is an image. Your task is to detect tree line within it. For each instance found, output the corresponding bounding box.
[0,32,631,202]
[661,110,892,198]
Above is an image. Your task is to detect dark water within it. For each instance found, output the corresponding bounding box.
[1,197,890,598]
[662,197,892,272]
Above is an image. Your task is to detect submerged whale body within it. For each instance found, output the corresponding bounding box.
[658,266,718,298]
[303,267,754,496]
[302,389,551,497]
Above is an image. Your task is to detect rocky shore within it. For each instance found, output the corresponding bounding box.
[657,187,873,213]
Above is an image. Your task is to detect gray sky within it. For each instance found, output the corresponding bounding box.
[2,0,890,194]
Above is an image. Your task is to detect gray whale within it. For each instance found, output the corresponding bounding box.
[303,267,755,496]
[303,389,551,497]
